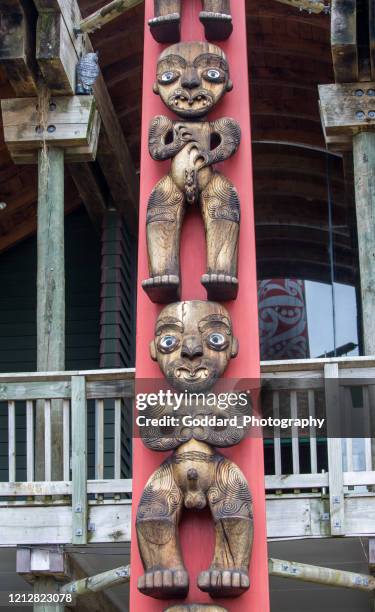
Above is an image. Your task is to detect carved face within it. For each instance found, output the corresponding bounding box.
[153,42,233,118]
[150,301,238,392]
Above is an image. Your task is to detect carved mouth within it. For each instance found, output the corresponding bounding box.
[169,89,214,115]
[175,366,209,381]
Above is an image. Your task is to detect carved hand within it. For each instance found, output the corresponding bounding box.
[149,115,190,161]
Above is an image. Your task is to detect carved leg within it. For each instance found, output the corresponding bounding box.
[142,175,185,303]
[198,457,253,598]
[200,0,233,41]
[136,462,189,599]
[149,0,181,43]
[200,173,240,301]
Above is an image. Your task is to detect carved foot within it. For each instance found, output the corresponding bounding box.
[198,569,250,598]
[199,12,233,41]
[201,274,238,301]
[138,568,189,599]
[142,275,180,304]
[148,14,180,43]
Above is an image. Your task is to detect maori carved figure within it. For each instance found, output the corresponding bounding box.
[136,302,253,600]
[142,42,241,303]
[149,1,233,44]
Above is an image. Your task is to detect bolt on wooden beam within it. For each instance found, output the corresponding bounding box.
[269,558,375,591]
[76,0,144,34]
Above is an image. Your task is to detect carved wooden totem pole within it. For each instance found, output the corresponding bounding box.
[131,1,270,611]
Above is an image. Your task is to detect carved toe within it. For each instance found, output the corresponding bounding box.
[199,12,233,41]
[148,14,180,43]
[201,274,238,301]
[138,568,189,599]
[198,568,249,598]
[142,275,180,304]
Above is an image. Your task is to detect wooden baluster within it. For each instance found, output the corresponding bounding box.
[26,400,34,482]
[63,399,70,481]
[308,390,318,474]
[8,401,16,483]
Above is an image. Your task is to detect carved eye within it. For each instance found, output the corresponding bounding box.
[159,71,179,84]
[204,68,224,83]
[207,332,227,350]
[159,335,179,353]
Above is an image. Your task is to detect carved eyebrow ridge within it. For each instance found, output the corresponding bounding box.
[193,54,229,72]
[155,318,184,335]
[198,315,232,334]
[157,55,187,70]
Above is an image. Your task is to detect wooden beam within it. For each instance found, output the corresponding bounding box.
[68,163,107,229]
[65,557,123,612]
[61,565,130,597]
[353,131,375,354]
[36,9,77,95]
[269,558,375,591]
[331,0,358,83]
[319,82,375,151]
[272,0,326,13]
[0,0,39,96]
[2,95,98,150]
[77,0,144,34]
[32,0,139,231]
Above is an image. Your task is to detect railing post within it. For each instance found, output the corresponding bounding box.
[324,362,345,536]
[71,376,87,545]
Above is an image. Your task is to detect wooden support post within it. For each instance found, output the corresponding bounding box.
[71,375,87,545]
[324,362,345,536]
[17,546,70,612]
[353,132,375,355]
[36,147,65,482]
[319,83,375,354]
[37,147,65,372]
[269,558,375,591]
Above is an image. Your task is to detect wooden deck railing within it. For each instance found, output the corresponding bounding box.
[262,356,375,537]
[0,357,374,542]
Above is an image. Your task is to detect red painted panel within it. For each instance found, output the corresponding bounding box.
[130,1,270,609]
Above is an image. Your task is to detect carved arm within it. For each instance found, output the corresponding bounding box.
[148,115,189,161]
[202,117,241,167]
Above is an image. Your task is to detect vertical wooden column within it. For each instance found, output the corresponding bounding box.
[130,0,270,610]
[353,132,375,355]
[36,146,65,481]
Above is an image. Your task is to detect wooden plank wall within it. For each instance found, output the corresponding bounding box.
[100,211,136,479]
